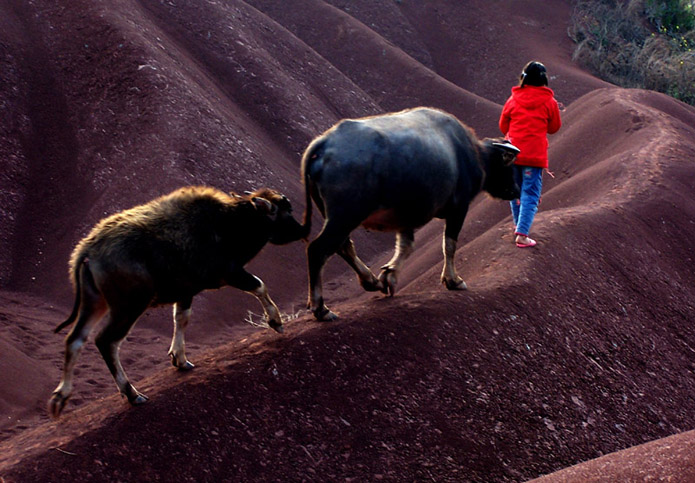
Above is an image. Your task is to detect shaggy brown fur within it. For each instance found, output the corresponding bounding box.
[49,186,304,417]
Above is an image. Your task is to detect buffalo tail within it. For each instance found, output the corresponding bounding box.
[53,255,87,333]
[301,139,325,240]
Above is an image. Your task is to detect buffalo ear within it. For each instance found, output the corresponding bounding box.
[492,142,520,166]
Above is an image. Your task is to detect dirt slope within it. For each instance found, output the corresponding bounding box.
[532,428,695,482]
[2,0,695,481]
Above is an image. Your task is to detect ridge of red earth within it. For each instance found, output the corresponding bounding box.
[2,0,695,481]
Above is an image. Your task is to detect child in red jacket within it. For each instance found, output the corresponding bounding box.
[499,61,562,247]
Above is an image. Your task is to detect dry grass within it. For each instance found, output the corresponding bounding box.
[244,309,301,330]
[569,0,695,105]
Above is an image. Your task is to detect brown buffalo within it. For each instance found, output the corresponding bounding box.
[49,186,305,417]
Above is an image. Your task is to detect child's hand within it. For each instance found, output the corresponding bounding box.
[558,102,566,111]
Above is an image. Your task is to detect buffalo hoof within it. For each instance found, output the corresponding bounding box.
[130,394,149,405]
[169,353,195,371]
[442,277,468,291]
[269,321,284,334]
[378,269,397,297]
[48,392,69,418]
[314,306,338,322]
[360,277,384,292]
[125,386,149,406]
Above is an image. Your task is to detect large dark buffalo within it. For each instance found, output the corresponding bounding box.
[49,186,305,417]
[301,107,520,321]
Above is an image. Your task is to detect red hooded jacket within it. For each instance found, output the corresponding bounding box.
[499,85,561,168]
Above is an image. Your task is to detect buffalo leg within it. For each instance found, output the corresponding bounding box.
[337,238,383,292]
[228,268,283,333]
[377,229,415,296]
[307,219,359,321]
[49,283,107,417]
[95,301,149,405]
[441,213,467,290]
[168,298,195,370]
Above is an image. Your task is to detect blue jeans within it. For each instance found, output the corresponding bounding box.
[510,166,543,236]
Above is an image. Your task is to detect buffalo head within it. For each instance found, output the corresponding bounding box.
[246,188,306,245]
[480,139,521,200]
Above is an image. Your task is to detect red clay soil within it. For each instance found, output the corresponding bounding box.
[2,0,695,481]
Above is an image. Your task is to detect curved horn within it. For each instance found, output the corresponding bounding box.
[492,142,520,155]
[492,142,520,166]
[252,196,277,216]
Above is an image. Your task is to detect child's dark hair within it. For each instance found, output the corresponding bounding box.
[519,61,548,87]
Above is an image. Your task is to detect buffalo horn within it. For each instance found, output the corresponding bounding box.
[493,142,520,166]
[492,142,520,154]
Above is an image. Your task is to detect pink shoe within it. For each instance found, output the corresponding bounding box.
[516,237,537,248]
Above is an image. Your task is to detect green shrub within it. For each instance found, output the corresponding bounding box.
[645,0,695,33]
